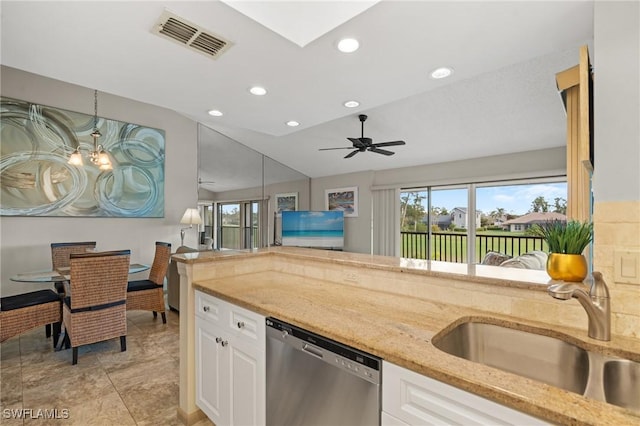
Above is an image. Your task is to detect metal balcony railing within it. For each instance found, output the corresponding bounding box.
[401,231,547,263]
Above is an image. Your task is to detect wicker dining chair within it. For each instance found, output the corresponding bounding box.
[51,241,98,271]
[48,241,97,338]
[62,250,130,365]
[1,289,62,347]
[126,242,171,323]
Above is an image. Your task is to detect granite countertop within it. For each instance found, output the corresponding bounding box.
[174,246,554,290]
[193,269,640,426]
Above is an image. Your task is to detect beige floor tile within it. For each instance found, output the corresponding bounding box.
[191,417,215,426]
[108,358,179,423]
[131,403,183,426]
[22,392,136,426]
[1,365,23,407]
[1,337,22,370]
[96,335,166,374]
[0,309,185,426]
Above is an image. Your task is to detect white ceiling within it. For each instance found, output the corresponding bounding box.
[1,1,594,182]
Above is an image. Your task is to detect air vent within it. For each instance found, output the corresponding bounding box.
[152,10,232,59]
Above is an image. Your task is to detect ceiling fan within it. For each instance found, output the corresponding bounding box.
[319,114,406,159]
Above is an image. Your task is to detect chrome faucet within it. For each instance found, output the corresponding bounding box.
[547,271,611,341]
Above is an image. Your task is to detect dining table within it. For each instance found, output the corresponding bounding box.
[10,263,151,350]
[10,263,150,283]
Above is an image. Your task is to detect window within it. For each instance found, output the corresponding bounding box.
[216,200,261,250]
[401,178,566,264]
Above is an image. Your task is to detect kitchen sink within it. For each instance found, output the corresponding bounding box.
[433,320,640,413]
[432,321,590,394]
[603,359,640,411]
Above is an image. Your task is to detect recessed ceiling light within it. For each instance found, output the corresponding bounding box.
[337,38,359,53]
[286,121,300,127]
[208,109,223,116]
[343,100,360,108]
[249,86,267,96]
[430,67,453,79]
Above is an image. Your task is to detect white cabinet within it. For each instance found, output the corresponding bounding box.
[195,290,265,426]
[382,361,549,426]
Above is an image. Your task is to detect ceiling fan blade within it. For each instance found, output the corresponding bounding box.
[372,140,406,148]
[369,147,395,156]
[319,147,356,151]
[347,137,366,148]
[344,150,359,159]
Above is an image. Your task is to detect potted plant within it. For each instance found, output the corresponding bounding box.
[530,220,593,282]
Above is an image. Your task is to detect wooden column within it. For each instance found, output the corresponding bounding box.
[556,45,592,222]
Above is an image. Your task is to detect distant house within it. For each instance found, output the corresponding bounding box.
[422,207,482,230]
[501,212,566,232]
[451,207,482,229]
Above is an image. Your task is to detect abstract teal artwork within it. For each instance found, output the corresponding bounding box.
[0,97,165,217]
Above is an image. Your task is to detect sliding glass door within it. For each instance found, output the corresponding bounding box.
[216,201,261,250]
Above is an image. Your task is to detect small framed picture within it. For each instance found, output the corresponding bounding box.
[275,192,298,215]
[325,186,358,217]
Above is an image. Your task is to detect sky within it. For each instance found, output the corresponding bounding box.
[404,182,567,216]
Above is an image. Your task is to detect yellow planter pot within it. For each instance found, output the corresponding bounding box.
[546,253,588,282]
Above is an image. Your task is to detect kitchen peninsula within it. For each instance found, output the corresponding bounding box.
[173,247,640,425]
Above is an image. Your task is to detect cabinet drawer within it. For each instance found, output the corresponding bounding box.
[382,361,548,425]
[195,290,265,346]
[227,302,265,346]
[195,290,225,325]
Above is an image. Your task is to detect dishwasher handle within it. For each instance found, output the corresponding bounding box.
[302,343,323,359]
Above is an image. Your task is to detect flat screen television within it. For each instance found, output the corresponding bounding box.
[281,211,344,249]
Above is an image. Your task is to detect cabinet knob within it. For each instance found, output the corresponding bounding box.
[203,305,210,312]
[237,321,245,329]
[215,337,222,343]
[221,340,228,347]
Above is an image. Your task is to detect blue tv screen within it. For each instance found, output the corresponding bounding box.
[281,211,344,249]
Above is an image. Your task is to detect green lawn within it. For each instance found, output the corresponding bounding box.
[401,231,548,262]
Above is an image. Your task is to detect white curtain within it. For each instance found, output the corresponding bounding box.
[371,188,400,256]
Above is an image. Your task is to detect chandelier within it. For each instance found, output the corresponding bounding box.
[68,89,113,170]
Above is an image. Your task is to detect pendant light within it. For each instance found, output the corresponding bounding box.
[68,89,113,170]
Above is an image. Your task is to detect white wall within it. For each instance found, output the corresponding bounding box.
[593,1,640,202]
[0,66,198,296]
[311,171,375,254]
[311,147,565,254]
[373,147,566,188]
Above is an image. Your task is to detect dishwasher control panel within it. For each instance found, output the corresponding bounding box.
[266,317,381,384]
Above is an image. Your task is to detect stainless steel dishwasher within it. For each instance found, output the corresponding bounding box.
[266,317,381,426]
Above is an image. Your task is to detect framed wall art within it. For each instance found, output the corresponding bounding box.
[325,186,358,217]
[0,96,165,217]
[275,192,298,215]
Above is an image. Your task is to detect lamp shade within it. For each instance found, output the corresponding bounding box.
[180,208,202,225]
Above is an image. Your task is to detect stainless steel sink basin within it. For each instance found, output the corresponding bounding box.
[432,321,590,394]
[433,320,640,414]
[603,359,640,411]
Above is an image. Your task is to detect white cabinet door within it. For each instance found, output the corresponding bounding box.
[382,411,411,426]
[383,361,548,426]
[195,290,266,426]
[195,317,229,426]
[228,337,265,426]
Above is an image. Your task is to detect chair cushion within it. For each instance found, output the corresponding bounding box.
[499,250,548,270]
[127,279,162,292]
[1,289,60,312]
[481,251,511,266]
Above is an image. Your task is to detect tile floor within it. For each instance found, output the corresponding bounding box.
[0,309,213,426]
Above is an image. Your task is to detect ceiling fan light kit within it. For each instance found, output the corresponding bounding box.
[319,114,406,159]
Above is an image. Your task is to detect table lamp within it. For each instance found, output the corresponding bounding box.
[180,208,202,246]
